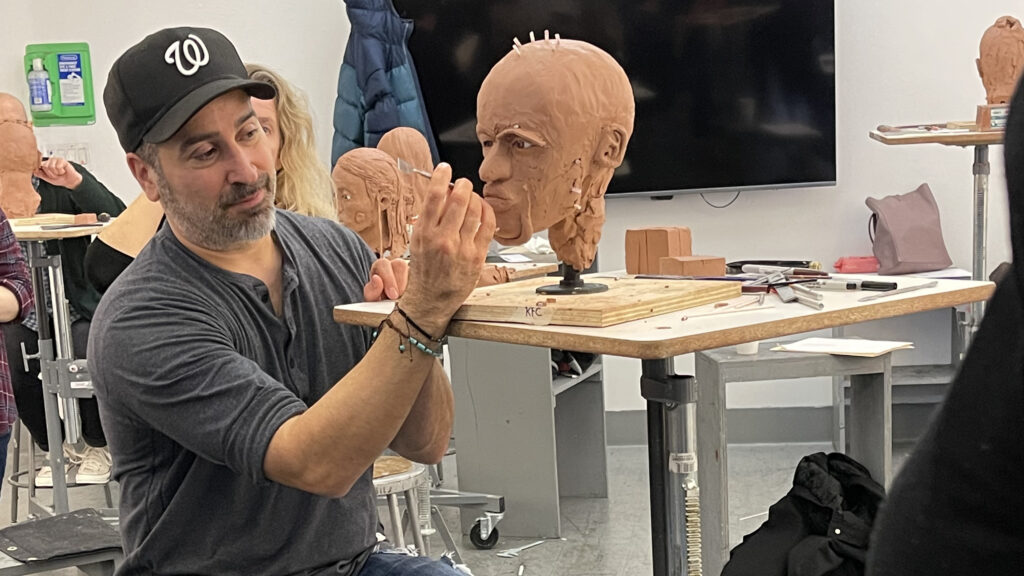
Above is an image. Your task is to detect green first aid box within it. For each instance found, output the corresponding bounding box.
[24,42,96,127]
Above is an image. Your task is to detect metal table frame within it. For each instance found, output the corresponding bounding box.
[12,225,107,518]
[334,275,994,576]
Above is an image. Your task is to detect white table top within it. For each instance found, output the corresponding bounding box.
[11,221,109,241]
[334,273,995,359]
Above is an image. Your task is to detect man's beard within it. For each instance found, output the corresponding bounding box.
[158,171,277,251]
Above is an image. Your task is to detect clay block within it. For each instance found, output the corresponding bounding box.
[659,255,727,277]
[625,227,693,274]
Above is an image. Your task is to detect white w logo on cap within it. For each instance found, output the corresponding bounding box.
[164,33,209,76]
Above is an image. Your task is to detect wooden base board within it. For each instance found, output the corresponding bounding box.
[454,276,741,327]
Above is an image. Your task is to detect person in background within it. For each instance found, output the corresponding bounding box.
[85,63,335,293]
[245,63,336,219]
[0,93,126,487]
[0,204,34,496]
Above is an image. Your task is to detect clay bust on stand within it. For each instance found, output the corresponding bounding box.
[0,121,42,218]
[976,15,1024,130]
[477,33,635,294]
[977,15,1024,105]
[375,127,513,287]
[332,147,409,257]
[377,127,433,221]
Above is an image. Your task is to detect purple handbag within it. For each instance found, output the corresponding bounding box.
[866,183,953,275]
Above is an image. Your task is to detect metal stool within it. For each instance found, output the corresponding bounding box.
[6,420,113,523]
[373,458,429,555]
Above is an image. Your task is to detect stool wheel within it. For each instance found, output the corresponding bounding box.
[469,521,499,549]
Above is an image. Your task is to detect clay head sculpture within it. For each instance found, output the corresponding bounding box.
[977,15,1024,105]
[377,127,433,220]
[333,147,410,257]
[477,34,634,272]
[0,120,42,218]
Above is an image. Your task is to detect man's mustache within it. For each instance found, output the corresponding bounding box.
[220,173,273,207]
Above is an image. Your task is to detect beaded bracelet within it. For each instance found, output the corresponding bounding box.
[372,315,445,360]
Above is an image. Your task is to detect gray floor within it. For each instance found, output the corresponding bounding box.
[1,442,911,576]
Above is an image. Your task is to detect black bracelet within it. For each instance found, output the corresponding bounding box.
[395,304,444,343]
[371,313,444,360]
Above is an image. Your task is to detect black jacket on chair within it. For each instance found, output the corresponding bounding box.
[723,452,885,576]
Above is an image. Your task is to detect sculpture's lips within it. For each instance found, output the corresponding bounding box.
[482,189,516,209]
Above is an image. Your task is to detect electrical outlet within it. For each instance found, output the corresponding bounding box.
[40,142,91,165]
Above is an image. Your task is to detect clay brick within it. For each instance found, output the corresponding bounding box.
[625,227,692,274]
[659,255,726,277]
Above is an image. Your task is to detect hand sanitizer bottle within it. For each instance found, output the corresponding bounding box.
[28,58,52,112]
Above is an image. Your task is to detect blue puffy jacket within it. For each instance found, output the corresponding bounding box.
[332,0,439,166]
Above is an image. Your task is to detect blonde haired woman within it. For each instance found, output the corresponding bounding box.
[85,64,336,293]
[245,63,335,220]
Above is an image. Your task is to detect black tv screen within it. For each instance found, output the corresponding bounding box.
[395,0,836,198]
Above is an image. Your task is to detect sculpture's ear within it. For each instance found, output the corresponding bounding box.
[592,124,629,169]
[976,57,983,80]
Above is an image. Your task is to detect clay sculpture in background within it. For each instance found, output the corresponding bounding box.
[477,33,635,286]
[977,15,1024,105]
[377,127,433,221]
[332,147,409,257]
[0,121,42,218]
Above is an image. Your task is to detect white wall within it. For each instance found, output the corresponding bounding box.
[0,0,350,199]
[1,1,1017,410]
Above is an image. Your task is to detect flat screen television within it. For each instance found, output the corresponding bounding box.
[395,0,836,198]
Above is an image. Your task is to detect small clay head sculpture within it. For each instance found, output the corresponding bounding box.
[377,127,433,220]
[333,147,410,257]
[977,15,1024,105]
[477,33,634,271]
[0,119,42,218]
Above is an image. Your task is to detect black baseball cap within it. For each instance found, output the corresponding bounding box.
[104,27,276,153]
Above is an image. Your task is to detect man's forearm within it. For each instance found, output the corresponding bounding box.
[265,317,440,497]
[390,361,453,464]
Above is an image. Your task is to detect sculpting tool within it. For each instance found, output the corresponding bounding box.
[857,280,938,302]
[397,157,455,191]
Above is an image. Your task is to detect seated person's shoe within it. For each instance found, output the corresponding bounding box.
[75,446,112,484]
[34,449,73,488]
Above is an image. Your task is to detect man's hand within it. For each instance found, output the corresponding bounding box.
[363,257,409,302]
[34,156,83,190]
[400,163,495,336]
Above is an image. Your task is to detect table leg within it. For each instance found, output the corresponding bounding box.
[969,145,989,340]
[695,353,729,575]
[641,359,699,576]
[847,357,893,487]
[26,242,70,514]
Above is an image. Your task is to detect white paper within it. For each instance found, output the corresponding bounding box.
[772,337,913,357]
[499,253,532,263]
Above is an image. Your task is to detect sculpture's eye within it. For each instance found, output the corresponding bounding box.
[512,138,533,150]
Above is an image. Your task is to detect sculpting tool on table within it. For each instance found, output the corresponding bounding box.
[790,283,823,300]
[857,280,939,302]
[810,279,897,291]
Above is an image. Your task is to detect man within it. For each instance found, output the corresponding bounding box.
[476,36,634,272]
[90,27,493,575]
[0,93,125,487]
